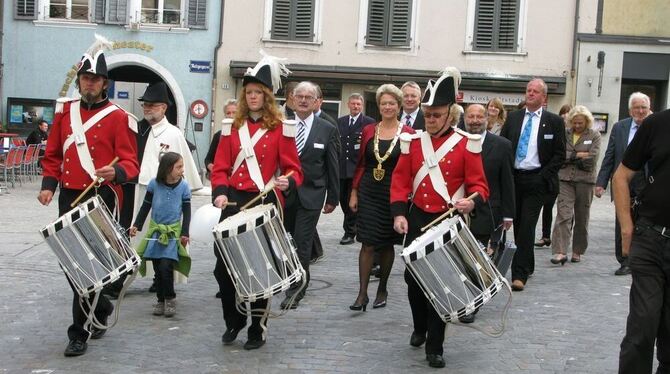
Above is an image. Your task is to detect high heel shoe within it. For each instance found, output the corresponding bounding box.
[571,254,581,263]
[534,238,551,247]
[349,297,369,312]
[550,254,568,265]
[373,292,388,309]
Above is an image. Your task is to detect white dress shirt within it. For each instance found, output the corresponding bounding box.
[515,108,543,170]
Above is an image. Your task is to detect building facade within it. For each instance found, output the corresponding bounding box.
[214,0,579,129]
[4,0,221,167]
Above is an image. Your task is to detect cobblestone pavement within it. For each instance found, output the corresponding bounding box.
[1,180,639,373]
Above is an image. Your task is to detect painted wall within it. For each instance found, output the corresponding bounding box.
[602,0,670,37]
[2,0,221,168]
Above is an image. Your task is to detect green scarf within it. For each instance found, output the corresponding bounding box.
[135,219,191,277]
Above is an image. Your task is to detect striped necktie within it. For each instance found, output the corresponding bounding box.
[405,114,412,127]
[296,121,306,155]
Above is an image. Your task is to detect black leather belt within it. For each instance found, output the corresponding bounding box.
[649,225,670,239]
[514,168,541,175]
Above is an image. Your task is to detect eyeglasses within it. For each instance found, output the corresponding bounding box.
[294,95,315,102]
[424,112,449,119]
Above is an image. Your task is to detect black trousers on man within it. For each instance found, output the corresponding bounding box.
[283,192,321,299]
[339,178,357,238]
[511,171,547,283]
[540,190,558,240]
[619,218,670,374]
[58,186,115,342]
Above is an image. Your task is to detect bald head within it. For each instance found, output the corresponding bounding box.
[464,104,488,134]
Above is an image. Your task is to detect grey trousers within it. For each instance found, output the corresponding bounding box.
[551,180,594,255]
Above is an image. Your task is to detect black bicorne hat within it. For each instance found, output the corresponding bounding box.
[139,81,173,106]
[77,49,108,78]
[243,65,273,91]
[421,67,462,107]
[242,50,291,94]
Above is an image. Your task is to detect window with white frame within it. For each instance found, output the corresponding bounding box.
[45,0,89,20]
[366,0,413,47]
[473,0,520,52]
[264,0,320,43]
[141,0,183,25]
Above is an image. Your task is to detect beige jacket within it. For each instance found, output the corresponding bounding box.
[558,128,601,184]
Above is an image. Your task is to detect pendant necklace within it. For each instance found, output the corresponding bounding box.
[372,121,402,181]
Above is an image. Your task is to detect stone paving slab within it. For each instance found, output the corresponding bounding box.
[0,180,639,373]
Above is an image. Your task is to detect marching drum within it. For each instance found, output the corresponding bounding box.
[40,195,140,297]
[213,204,305,303]
[402,215,508,323]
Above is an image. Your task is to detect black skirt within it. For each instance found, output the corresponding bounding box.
[356,138,402,248]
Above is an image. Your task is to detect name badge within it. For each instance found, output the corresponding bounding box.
[544,134,554,140]
[354,144,360,150]
[584,140,592,145]
[314,143,325,149]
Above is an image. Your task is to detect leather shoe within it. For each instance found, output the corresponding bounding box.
[511,279,525,291]
[370,265,381,278]
[222,325,245,345]
[615,265,632,276]
[426,354,446,368]
[339,235,355,245]
[148,283,157,293]
[409,331,426,347]
[64,339,87,357]
[458,313,476,324]
[243,338,266,350]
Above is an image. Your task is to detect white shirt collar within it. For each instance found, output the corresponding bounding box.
[350,113,361,123]
[403,108,420,119]
[296,112,315,132]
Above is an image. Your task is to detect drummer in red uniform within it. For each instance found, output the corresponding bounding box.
[391,67,489,368]
[211,54,303,350]
[37,37,139,357]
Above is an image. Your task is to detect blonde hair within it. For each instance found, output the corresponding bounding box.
[449,104,463,126]
[233,84,284,130]
[567,105,594,129]
[486,97,506,124]
[376,84,403,107]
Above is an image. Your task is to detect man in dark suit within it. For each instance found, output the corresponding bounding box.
[337,93,376,245]
[595,92,651,276]
[500,78,566,291]
[281,81,340,309]
[400,81,425,131]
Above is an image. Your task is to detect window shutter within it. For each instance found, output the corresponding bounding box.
[271,0,292,40]
[293,0,314,41]
[187,0,207,29]
[366,0,388,46]
[105,0,128,24]
[474,0,495,51]
[497,0,519,51]
[93,0,105,23]
[15,0,37,20]
[387,0,411,46]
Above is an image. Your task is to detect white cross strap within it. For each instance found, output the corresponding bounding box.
[412,131,464,205]
[234,123,267,191]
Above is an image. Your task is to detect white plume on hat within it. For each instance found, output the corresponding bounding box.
[244,49,291,94]
[439,66,461,99]
[85,33,114,57]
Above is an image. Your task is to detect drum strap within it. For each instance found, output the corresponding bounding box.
[234,123,268,192]
[413,131,465,205]
[64,101,120,180]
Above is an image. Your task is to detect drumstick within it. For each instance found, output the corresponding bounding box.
[70,157,119,208]
[240,170,294,210]
[221,202,237,206]
[420,192,479,232]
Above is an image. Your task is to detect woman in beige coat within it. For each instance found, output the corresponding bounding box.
[550,106,601,265]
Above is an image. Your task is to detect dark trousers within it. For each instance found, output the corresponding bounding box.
[616,217,631,266]
[283,193,321,298]
[619,218,670,374]
[511,172,547,283]
[339,178,357,237]
[59,186,115,342]
[152,258,176,302]
[212,189,273,340]
[540,190,558,239]
[404,206,447,355]
[311,231,323,260]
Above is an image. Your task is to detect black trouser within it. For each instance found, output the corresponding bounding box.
[511,171,547,283]
[59,186,115,342]
[311,231,323,260]
[283,192,321,299]
[619,218,670,374]
[339,178,357,238]
[404,206,448,355]
[540,190,558,239]
[212,189,273,340]
[152,258,176,302]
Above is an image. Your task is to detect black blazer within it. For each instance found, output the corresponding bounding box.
[399,109,425,131]
[289,115,341,210]
[470,132,516,236]
[318,110,338,126]
[501,108,566,193]
[337,114,376,179]
[595,117,646,197]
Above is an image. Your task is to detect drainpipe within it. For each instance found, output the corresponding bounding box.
[211,0,225,140]
[570,0,580,79]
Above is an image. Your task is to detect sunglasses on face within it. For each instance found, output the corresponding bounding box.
[424,112,449,119]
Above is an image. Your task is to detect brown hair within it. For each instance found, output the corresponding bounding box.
[156,152,182,185]
[233,84,285,130]
[486,97,506,124]
[559,104,573,117]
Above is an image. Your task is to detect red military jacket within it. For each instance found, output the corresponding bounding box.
[211,118,304,200]
[390,127,489,216]
[41,99,139,192]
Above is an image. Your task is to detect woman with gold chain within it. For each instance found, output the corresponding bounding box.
[348,84,415,311]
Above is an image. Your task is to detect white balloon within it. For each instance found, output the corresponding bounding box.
[190,204,221,243]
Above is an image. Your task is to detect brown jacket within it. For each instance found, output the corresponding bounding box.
[558,128,601,184]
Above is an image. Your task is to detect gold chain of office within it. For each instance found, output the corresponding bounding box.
[372,121,403,181]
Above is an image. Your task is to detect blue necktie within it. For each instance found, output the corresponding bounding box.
[516,112,534,163]
[295,121,306,155]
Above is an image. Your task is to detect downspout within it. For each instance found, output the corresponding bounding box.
[210,0,226,141]
[570,0,580,79]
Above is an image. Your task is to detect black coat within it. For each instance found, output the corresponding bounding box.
[337,114,376,179]
[399,109,425,131]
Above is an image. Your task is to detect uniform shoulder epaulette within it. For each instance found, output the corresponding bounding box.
[454,127,482,153]
[282,119,297,138]
[221,118,234,136]
[399,131,422,154]
[55,97,78,114]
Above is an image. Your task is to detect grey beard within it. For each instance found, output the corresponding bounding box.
[81,92,100,104]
